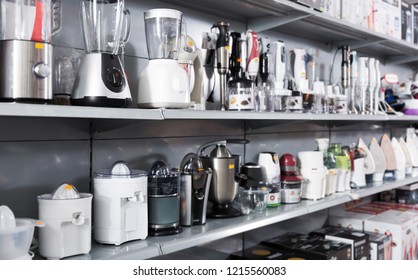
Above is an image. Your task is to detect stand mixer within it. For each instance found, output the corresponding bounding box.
[72,0,132,107]
[138,9,190,108]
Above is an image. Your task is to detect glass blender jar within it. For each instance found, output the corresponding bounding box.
[137,8,190,108]
[0,0,60,103]
[71,0,132,107]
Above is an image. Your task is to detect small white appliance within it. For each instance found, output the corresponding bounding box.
[368,57,376,114]
[37,184,92,259]
[369,138,387,182]
[406,127,418,176]
[350,146,366,188]
[381,134,397,180]
[93,161,148,245]
[357,57,369,114]
[290,48,308,91]
[298,151,327,200]
[316,138,337,196]
[0,205,43,260]
[399,137,413,175]
[392,137,406,180]
[358,138,376,175]
[72,0,132,107]
[246,30,260,81]
[137,9,190,108]
[273,40,286,90]
[258,152,281,183]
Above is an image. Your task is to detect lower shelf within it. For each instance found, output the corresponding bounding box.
[66,175,418,260]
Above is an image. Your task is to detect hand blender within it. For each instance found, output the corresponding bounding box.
[368,57,376,115]
[246,30,260,81]
[357,57,369,114]
[374,60,381,115]
[212,22,230,111]
[273,41,286,90]
[341,45,351,114]
[350,51,358,114]
[259,37,270,89]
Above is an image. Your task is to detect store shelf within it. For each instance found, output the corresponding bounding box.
[0,103,163,120]
[66,175,418,260]
[162,0,418,63]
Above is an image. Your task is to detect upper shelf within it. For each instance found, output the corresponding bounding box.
[161,0,418,65]
[66,175,418,260]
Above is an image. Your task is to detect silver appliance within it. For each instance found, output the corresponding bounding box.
[71,0,132,107]
[179,154,212,226]
[0,0,60,102]
[147,161,182,236]
[197,139,247,218]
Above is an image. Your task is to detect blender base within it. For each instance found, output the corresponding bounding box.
[148,226,182,237]
[208,204,241,218]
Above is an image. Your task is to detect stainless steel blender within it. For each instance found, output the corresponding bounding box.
[72,0,132,107]
[0,0,60,103]
[137,8,190,108]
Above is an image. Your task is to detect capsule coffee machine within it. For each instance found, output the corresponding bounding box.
[147,161,182,236]
[137,8,190,108]
[93,161,148,245]
[72,0,132,107]
[0,0,60,102]
[197,139,247,218]
[37,184,92,259]
[179,154,212,226]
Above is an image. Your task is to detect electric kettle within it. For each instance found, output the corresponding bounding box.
[197,139,248,218]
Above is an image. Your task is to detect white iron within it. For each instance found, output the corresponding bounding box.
[358,138,376,175]
[392,137,406,180]
[399,137,413,175]
[381,134,397,180]
[369,137,386,182]
[406,127,418,176]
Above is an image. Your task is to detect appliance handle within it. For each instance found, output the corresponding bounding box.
[120,8,132,47]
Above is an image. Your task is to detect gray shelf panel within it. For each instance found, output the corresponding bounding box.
[0,103,163,120]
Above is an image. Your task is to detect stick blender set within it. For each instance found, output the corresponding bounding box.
[72,0,132,107]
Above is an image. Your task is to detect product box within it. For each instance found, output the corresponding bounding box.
[230,244,314,260]
[347,204,388,215]
[375,0,402,39]
[324,231,370,260]
[401,1,413,43]
[261,232,318,251]
[295,239,352,260]
[397,210,418,260]
[328,211,376,231]
[361,0,375,29]
[322,0,341,18]
[365,231,392,260]
[341,0,362,26]
[414,5,418,44]
[396,183,418,204]
[364,210,412,260]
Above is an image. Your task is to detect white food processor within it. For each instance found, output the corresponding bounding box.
[0,205,43,260]
[137,8,190,108]
[37,183,92,259]
[298,151,327,200]
[93,161,148,245]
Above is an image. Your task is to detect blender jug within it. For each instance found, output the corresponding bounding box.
[137,8,190,109]
[72,0,132,107]
[0,0,61,102]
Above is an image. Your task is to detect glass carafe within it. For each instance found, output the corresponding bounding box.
[80,0,130,54]
[0,0,60,42]
[144,8,182,60]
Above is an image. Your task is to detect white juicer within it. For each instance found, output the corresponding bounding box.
[0,205,43,260]
[298,151,327,200]
[93,161,148,245]
[137,9,190,108]
[37,184,92,259]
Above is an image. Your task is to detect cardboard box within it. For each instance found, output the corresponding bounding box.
[366,231,392,260]
[329,211,376,231]
[401,1,413,43]
[374,0,402,39]
[396,184,418,204]
[261,232,318,251]
[230,244,314,260]
[322,0,342,18]
[341,0,362,26]
[364,210,412,260]
[295,239,352,260]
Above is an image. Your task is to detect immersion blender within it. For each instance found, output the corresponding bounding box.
[212,22,230,111]
[374,59,381,115]
[357,57,369,114]
[368,57,376,115]
[259,37,270,88]
[273,41,286,90]
[246,30,260,81]
[341,45,352,113]
[350,51,358,114]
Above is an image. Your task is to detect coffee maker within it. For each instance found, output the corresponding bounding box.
[72,0,132,107]
[147,161,182,236]
[197,139,247,218]
[179,154,212,226]
[137,8,190,108]
[37,183,92,259]
[93,161,148,245]
[0,0,60,102]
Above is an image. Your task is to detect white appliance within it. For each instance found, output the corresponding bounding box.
[37,184,92,259]
[137,9,190,108]
[392,137,406,180]
[381,134,397,180]
[358,138,376,175]
[368,57,376,114]
[369,137,387,182]
[93,161,148,245]
[399,137,413,175]
[316,138,337,196]
[258,152,280,182]
[351,157,366,188]
[273,41,286,90]
[298,151,327,200]
[0,205,43,260]
[357,57,369,114]
[406,127,418,176]
[290,48,308,91]
[246,30,259,81]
